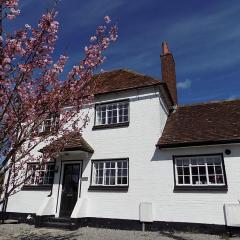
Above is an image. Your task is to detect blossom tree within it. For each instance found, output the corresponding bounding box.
[0,0,118,207]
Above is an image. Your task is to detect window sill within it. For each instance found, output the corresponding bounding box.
[88,185,129,191]
[174,185,228,192]
[92,122,129,130]
[21,185,52,191]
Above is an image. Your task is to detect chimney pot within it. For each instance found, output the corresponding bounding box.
[162,41,170,55]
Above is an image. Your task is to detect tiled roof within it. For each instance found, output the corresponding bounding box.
[157,99,240,148]
[41,134,94,153]
[93,69,162,95]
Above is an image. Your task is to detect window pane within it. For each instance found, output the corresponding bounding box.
[117,169,122,176]
[183,159,189,166]
[98,177,103,184]
[191,159,197,165]
[200,176,207,184]
[183,167,190,175]
[214,157,222,165]
[117,177,122,184]
[110,162,115,168]
[199,166,206,175]
[215,166,222,174]
[184,176,190,184]
[122,169,127,176]
[176,160,182,166]
[197,158,205,165]
[99,170,103,177]
[123,161,128,168]
[110,169,115,176]
[206,158,214,165]
[122,177,127,184]
[216,175,224,184]
[208,166,214,174]
[192,176,199,184]
[110,177,115,185]
[178,176,183,184]
[177,167,183,175]
[117,162,122,168]
[191,166,198,175]
[209,175,216,184]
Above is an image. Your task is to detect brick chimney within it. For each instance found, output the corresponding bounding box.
[160,41,178,105]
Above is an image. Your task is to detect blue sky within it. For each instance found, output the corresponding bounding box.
[9,0,240,104]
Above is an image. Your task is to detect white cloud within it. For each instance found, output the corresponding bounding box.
[177,79,191,90]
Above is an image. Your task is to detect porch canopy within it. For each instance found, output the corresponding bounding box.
[40,133,94,154]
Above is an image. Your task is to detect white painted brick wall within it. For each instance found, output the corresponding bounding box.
[6,86,240,226]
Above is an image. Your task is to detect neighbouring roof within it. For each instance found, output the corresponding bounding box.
[40,134,94,153]
[157,99,240,148]
[93,69,162,95]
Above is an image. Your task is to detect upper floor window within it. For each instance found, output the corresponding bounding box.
[174,154,227,190]
[91,159,128,187]
[25,162,55,186]
[95,100,129,127]
[38,113,60,134]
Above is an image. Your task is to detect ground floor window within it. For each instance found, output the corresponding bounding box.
[25,162,55,186]
[173,154,227,189]
[91,159,128,187]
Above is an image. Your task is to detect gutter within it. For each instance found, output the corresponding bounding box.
[156,139,240,149]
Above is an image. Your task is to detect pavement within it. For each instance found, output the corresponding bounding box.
[0,223,239,240]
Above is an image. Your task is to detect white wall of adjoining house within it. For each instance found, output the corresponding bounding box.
[151,145,240,225]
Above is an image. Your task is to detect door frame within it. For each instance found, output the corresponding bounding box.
[55,160,83,218]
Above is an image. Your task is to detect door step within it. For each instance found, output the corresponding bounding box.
[35,216,78,230]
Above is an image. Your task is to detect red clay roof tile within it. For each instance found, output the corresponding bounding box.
[157,99,240,148]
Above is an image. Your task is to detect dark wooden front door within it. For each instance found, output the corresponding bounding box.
[59,163,81,218]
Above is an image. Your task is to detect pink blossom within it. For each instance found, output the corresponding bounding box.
[25,24,31,30]
[90,36,97,42]
[104,15,111,24]
[0,7,118,202]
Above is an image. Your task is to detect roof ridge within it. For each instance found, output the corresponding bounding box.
[95,68,162,82]
[178,98,240,108]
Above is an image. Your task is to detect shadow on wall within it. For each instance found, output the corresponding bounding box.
[150,147,170,162]
[151,144,240,162]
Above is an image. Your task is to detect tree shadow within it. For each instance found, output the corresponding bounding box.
[16,231,80,240]
[159,231,191,240]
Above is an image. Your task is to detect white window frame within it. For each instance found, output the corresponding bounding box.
[95,100,129,126]
[25,162,55,186]
[174,154,227,187]
[91,159,129,186]
[38,113,60,133]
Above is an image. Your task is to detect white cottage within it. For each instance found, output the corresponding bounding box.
[2,42,240,233]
